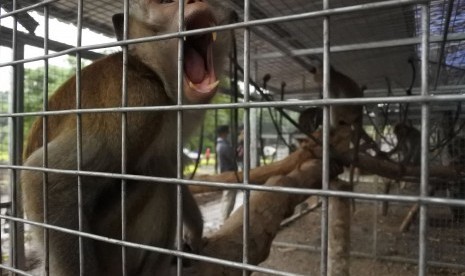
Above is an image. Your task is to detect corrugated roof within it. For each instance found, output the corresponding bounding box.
[10,0,465,102]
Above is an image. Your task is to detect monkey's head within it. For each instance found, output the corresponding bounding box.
[113,0,234,104]
[309,59,331,84]
[393,122,408,137]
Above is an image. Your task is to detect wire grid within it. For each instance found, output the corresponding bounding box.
[0,0,464,275]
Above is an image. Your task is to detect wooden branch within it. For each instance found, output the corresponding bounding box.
[189,159,334,275]
[328,180,352,276]
[348,152,463,183]
[399,203,419,233]
[189,129,353,194]
[182,127,463,275]
[189,147,315,194]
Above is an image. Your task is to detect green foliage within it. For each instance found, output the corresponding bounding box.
[23,57,90,137]
[0,56,90,161]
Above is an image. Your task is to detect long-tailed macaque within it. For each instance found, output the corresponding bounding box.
[447,136,465,222]
[311,63,364,186]
[389,122,421,165]
[298,107,323,135]
[21,1,233,275]
[311,63,363,129]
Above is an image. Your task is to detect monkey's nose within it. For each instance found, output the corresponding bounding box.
[186,0,203,4]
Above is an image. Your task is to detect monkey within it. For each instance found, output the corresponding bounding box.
[20,1,233,275]
[310,62,364,191]
[388,122,421,166]
[298,107,323,135]
[446,136,465,223]
[385,122,420,195]
[310,63,363,129]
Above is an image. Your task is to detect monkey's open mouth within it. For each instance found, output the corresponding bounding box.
[184,17,218,96]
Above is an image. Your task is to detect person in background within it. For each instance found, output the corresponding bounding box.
[205,147,211,165]
[216,125,238,221]
[236,128,244,170]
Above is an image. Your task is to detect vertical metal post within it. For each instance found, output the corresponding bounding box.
[321,0,331,275]
[42,4,50,275]
[242,0,251,274]
[176,0,186,275]
[214,109,218,174]
[120,0,129,275]
[418,3,430,276]
[13,42,25,276]
[1,10,3,274]
[75,0,84,274]
[251,48,258,169]
[0,9,3,273]
[9,1,20,272]
[249,109,258,169]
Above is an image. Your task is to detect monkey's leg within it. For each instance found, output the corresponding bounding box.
[182,186,204,253]
[22,134,101,275]
[120,181,177,276]
[348,122,362,212]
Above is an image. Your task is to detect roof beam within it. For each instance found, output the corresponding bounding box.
[0,26,104,61]
[223,0,316,72]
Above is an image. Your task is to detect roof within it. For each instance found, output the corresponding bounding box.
[10,0,465,103]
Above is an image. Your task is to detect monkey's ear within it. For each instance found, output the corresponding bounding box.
[112,13,124,41]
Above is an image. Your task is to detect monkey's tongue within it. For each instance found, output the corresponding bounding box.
[184,46,218,93]
[185,47,206,83]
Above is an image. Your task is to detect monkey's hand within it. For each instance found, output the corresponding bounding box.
[183,230,205,254]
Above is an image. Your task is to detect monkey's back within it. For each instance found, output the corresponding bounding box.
[23,52,168,161]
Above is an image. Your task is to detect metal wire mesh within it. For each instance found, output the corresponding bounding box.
[0,0,463,275]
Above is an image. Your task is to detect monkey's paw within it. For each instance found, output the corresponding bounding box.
[182,232,205,254]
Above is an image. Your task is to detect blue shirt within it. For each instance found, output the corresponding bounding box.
[216,137,237,172]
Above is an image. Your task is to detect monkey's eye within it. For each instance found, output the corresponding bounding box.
[159,0,174,3]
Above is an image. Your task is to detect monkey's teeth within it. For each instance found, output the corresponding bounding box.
[208,80,220,90]
[212,32,217,42]
[188,80,220,92]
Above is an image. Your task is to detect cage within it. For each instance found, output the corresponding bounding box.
[0,0,464,275]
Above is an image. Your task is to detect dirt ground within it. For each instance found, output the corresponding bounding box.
[198,176,465,276]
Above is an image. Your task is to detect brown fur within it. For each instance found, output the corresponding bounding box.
[21,0,233,274]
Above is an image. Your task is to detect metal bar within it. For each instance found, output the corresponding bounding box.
[176,1,185,275]
[320,0,330,274]
[0,0,58,20]
[243,1,252,275]
[0,264,33,276]
[14,43,25,276]
[75,0,84,274]
[2,164,465,207]
[0,214,301,276]
[0,93,464,118]
[42,3,50,275]
[0,0,430,68]
[250,33,465,60]
[9,0,20,272]
[120,0,129,274]
[418,4,430,276]
[433,0,455,90]
[0,9,3,274]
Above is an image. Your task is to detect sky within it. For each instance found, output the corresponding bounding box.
[0,9,116,92]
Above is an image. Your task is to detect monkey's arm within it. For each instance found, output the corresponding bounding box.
[182,187,204,252]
